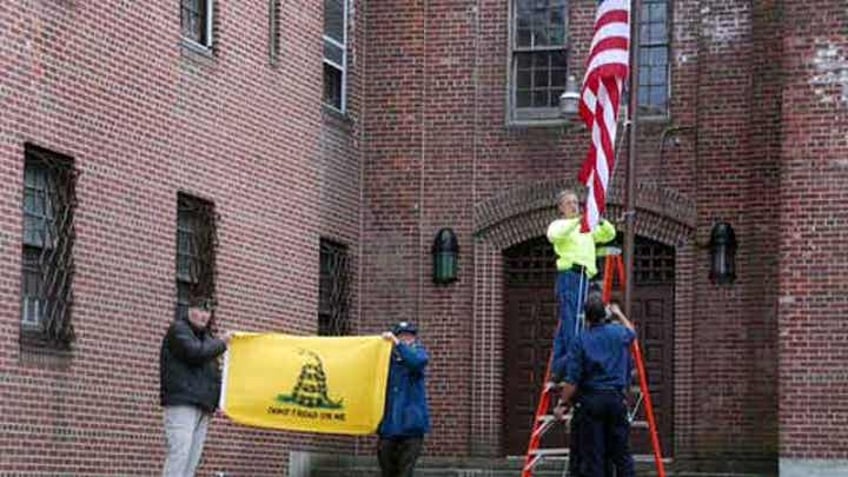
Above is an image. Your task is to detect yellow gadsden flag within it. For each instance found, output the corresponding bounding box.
[220,333,393,435]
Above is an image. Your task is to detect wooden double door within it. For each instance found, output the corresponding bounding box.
[502,236,674,457]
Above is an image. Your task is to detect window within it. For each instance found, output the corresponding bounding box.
[318,239,350,336]
[269,0,281,64]
[510,0,569,122]
[181,0,214,48]
[21,144,77,347]
[638,0,670,116]
[323,0,347,111]
[176,194,217,321]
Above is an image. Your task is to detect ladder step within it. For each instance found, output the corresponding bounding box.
[538,414,648,429]
[536,414,553,423]
[528,448,570,457]
[531,421,553,439]
[596,245,622,257]
[536,414,571,424]
[537,414,648,428]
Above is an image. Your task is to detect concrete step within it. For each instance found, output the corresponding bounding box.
[306,454,673,477]
[311,470,571,477]
[310,467,770,477]
[304,453,774,477]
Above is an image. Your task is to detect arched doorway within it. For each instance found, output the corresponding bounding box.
[502,235,675,457]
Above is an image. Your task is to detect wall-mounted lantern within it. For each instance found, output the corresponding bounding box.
[559,75,580,119]
[709,222,737,285]
[432,228,458,284]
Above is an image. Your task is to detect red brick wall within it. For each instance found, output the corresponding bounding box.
[4,0,846,473]
[779,0,848,461]
[0,0,362,474]
[680,0,782,470]
[361,0,783,471]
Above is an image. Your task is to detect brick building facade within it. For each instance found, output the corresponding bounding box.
[1,0,846,476]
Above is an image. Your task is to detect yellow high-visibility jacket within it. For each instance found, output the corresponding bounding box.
[546,217,616,277]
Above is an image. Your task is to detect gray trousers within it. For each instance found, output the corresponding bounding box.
[162,405,211,477]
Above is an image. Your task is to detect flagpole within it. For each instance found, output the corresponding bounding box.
[623,1,669,475]
[623,0,641,323]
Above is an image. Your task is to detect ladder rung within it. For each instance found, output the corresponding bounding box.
[528,448,571,456]
[596,245,622,257]
[536,414,571,424]
[537,413,647,428]
[532,421,553,439]
[523,455,541,472]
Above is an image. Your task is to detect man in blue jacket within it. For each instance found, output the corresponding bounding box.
[378,321,431,477]
[555,293,636,477]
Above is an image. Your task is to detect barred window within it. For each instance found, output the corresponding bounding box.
[269,0,281,64]
[634,238,675,285]
[176,194,217,321]
[323,0,347,111]
[21,144,77,347]
[638,0,670,116]
[318,239,350,336]
[510,0,569,122]
[181,0,214,48]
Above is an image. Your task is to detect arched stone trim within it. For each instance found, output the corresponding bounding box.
[474,178,697,249]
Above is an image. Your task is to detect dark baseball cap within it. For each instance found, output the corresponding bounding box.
[392,321,418,335]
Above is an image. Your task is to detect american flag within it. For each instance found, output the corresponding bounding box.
[577,0,631,232]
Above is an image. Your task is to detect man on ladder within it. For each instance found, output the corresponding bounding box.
[546,189,616,383]
[544,189,616,476]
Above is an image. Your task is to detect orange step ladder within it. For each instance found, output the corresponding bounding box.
[521,246,667,477]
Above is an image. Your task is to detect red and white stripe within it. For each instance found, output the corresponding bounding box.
[577,0,631,232]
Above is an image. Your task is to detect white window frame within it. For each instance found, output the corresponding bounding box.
[637,0,671,119]
[323,0,348,113]
[182,0,215,50]
[507,0,570,125]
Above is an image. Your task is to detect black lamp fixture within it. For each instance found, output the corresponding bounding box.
[709,222,737,285]
[432,228,458,284]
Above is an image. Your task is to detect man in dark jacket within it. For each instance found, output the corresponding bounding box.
[160,300,230,477]
[378,321,431,477]
[555,293,636,477]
